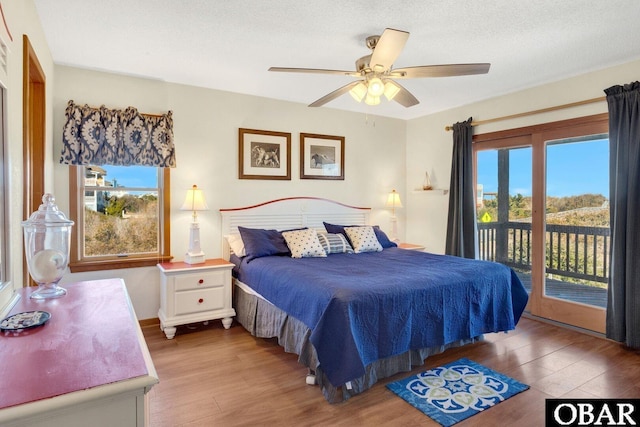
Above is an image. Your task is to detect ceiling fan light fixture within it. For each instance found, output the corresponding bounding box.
[349,81,368,102]
[364,93,380,106]
[367,77,385,97]
[269,29,489,109]
[383,80,401,101]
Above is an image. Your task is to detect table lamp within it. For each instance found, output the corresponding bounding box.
[385,189,403,242]
[181,184,209,264]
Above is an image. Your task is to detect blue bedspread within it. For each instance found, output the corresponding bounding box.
[235,248,528,387]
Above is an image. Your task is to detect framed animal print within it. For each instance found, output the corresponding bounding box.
[300,133,345,180]
[239,128,291,180]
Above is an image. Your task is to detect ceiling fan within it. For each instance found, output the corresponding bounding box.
[269,28,490,108]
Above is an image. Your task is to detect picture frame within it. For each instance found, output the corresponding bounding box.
[300,133,345,180]
[239,128,291,180]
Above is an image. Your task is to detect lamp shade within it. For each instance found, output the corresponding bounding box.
[181,185,209,212]
[349,81,368,102]
[385,189,403,209]
[364,93,381,106]
[383,80,401,101]
[367,77,385,97]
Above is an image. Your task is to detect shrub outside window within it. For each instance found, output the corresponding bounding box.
[69,165,171,272]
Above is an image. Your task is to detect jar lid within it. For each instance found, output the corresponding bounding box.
[22,194,74,227]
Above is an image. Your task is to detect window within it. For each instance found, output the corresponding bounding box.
[69,165,171,272]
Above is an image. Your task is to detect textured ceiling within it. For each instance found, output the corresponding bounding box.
[34,0,640,120]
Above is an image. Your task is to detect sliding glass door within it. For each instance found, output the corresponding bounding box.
[476,145,533,282]
[474,115,609,333]
[544,136,609,308]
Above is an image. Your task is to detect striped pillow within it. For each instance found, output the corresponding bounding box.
[317,232,354,254]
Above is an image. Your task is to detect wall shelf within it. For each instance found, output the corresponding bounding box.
[412,189,449,195]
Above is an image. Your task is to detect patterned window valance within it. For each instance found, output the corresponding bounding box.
[60,100,176,167]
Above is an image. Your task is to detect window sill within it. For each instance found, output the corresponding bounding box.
[70,255,173,273]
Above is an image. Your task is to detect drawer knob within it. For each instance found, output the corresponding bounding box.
[198,279,204,284]
[198,298,204,304]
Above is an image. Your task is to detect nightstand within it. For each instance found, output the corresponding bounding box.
[398,242,426,251]
[157,258,236,339]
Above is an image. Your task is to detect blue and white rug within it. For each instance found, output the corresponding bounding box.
[386,358,529,426]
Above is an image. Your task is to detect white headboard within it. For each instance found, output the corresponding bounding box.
[219,197,370,259]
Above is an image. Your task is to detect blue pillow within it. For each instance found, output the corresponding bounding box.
[322,222,397,248]
[238,226,291,262]
[372,226,397,248]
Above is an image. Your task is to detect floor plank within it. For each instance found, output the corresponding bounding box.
[142,318,639,426]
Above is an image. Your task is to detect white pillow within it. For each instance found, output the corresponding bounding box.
[282,228,327,259]
[344,226,383,253]
[225,234,246,257]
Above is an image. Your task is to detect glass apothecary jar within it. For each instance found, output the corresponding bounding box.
[22,194,74,300]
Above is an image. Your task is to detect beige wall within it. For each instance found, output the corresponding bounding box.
[405,58,640,254]
[52,66,407,319]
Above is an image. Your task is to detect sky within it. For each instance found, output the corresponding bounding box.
[477,137,609,198]
[99,165,158,189]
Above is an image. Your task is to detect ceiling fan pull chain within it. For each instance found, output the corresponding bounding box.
[364,113,376,127]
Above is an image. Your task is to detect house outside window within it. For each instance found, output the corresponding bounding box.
[69,164,171,272]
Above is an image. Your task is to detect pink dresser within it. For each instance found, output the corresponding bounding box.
[0,279,158,426]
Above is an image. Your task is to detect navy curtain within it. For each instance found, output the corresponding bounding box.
[445,117,477,258]
[605,81,640,348]
[60,100,176,167]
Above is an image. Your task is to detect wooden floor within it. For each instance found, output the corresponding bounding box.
[143,318,640,427]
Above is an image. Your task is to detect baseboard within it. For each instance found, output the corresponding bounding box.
[521,312,606,340]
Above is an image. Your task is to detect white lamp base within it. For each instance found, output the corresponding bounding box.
[185,221,205,264]
[390,215,400,243]
[184,251,206,264]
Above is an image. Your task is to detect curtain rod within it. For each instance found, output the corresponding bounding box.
[444,96,606,131]
[68,100,168,118]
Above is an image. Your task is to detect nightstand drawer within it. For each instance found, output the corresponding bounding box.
[174,270,227,291]
[175,287,225,315]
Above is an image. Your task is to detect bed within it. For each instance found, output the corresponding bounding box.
[220,197,528,403]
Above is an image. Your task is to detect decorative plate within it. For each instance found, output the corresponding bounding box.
[0,310,51,331]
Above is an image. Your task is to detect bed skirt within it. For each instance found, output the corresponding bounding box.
[233,280,482,403]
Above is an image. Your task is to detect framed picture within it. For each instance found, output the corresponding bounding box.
[300,133,345,180]
[239,128,291,180]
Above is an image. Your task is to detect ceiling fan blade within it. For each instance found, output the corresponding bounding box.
[369,28,409,71]
[391,81,420,107]
[390,63,491,78]
[269,67,360,77]
[309,81,361,107]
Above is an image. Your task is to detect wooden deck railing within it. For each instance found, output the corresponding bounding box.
[477,222,610,284]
